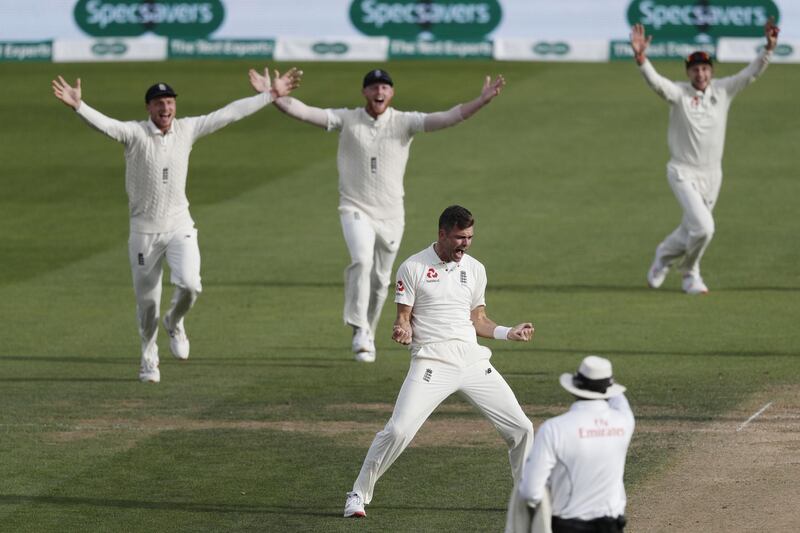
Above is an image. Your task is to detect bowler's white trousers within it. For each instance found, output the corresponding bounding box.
[340,207,403,336]
[352,343,534,504]
[128,225,202,362]
[654,163,722,277]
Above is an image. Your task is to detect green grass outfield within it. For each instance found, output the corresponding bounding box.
[1,59,798,531]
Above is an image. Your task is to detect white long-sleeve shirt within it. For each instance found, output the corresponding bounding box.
[518,395,635,521]
[76,92,271,233]
[639,51,771,170]
[326,107,426,221]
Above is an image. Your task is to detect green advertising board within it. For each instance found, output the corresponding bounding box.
[169,39,275,59]
[627,0,780,41]
[389,39,492,59]
[74,0,225,38]
[0,41,52,61]
[350,0,502,40]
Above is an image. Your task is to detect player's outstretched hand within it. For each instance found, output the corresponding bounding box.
[52,75,82,110]
[272,67,303,98]
[507,323,534,342]
[392,324,412,345]
[249,66,302,97]
[480,75,505,103]
[765,16,780,50]
[630,23,652,63]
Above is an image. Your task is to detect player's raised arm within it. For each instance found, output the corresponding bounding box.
[765,16,780,51]
[269,69,330,129]
[423,75,506,132]
[630,23,652,66]
[52,75,82,110]
[470,305,534,342]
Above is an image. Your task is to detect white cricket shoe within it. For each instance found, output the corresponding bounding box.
[343,491,366,518]
[354,335,377,363]
[682,274,709,295]
[647,258,670,289]
[163,314,190,360]
[354,350,376,363]
[352,327,375,362]
[138,353,160,384]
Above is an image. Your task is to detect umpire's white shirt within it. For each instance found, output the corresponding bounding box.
[394,244,490,365]
[639,50,771,170]
[519,395,635,521]
[326,107,426,222]
[75,92,271,233]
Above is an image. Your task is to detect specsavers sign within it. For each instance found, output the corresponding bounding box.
[628,0,780,41]
[350,0,502,40]
[74,0,225,38]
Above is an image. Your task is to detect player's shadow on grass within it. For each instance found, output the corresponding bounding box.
[0,355,127,364]
[0,494,332,516]
[0,377,132,383]
[536,347,798,357]
[491,283,800,293]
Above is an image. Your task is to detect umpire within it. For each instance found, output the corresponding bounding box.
[513,356,634,533]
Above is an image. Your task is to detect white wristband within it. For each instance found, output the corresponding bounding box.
[493,326,511,340]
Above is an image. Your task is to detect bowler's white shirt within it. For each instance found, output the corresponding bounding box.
[326,107,426,222]
[394,244,487,360]
[639,51,771,170]
[76,92,270,233]
[519,395,635,520]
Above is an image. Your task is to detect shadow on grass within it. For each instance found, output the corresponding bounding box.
[0,494,329,516]
[0,377,133,383]
[530,347,799,358]
[0,494,505,516]
[0,355,127,364]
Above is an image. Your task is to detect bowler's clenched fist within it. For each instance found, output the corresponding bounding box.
[392,324,412,345]
[508,323,534,342]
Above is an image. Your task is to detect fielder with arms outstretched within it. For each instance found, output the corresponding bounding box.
[52,67,301,383]
[631,19,779,294]
[343,205,535,518]
[271,70,506,362]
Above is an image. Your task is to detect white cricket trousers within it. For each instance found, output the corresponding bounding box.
[340,207,403,336]
[655,164,722,277]
[352,350,534,504]
[128,226,202,360]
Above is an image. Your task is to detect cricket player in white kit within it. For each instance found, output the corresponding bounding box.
[51,67,302,383]
[272,70,506,362]
[510,356,634,533]
[631,20,779,294]
[343,205,535,518]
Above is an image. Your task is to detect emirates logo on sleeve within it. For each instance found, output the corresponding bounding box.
[396,280,405,293]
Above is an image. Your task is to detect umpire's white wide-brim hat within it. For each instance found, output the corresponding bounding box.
[559,355,626,400]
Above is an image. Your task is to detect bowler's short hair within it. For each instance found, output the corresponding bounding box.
[438,205,474,232]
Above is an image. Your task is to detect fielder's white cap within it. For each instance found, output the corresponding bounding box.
[559,355,626,400]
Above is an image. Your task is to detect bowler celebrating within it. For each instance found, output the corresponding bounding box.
[272,69,506,362]
[631,19,779,294]
[52,67,301,383]
[343,205,535,518]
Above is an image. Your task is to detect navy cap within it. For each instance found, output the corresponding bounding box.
[145,82,178,103]
[362,69,393,88]
[685,51,713,69]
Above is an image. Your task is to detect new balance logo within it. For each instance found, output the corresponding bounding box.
[423,368,433,382]
[137,253,144,266]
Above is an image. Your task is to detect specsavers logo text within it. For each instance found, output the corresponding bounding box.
[351,0,501,40]
[628,0,779,40]
[74,0,224,38]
